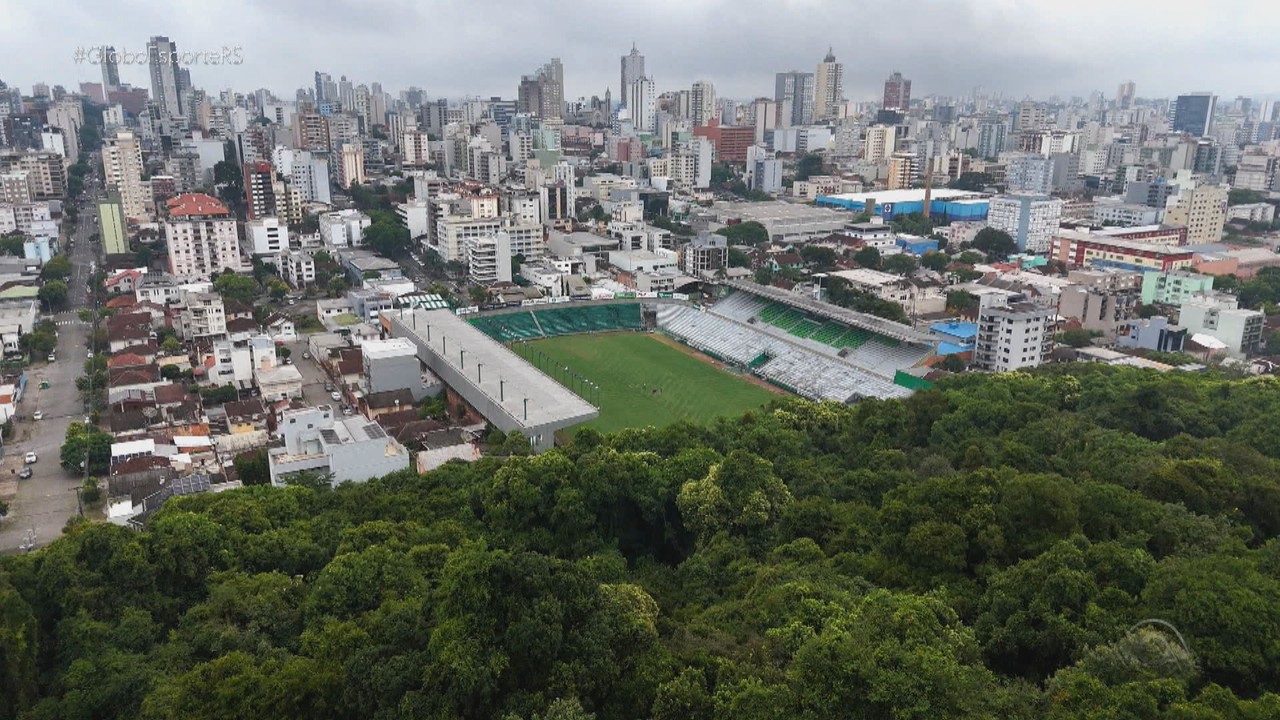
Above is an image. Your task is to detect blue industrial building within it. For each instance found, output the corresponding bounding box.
[931,321,978,356]
[815,188,989,223]
[896,235,940,255]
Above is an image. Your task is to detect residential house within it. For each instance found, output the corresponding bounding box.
[362,388,415,420]
[267,405,411,486]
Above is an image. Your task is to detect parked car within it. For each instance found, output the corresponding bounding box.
[32,410,42,421]
[47,353,55,362]
[24,452,37,464]
[302,352,311,360]
[18,467,32,479]
[330,391,341,401]
[324,382,334,392]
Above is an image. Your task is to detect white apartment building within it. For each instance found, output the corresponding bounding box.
[1227,202,1276,224]
[402,129,432,166]
[281,250,316,288]
[1179,294,1264,357]
[337,143,366,188]
[0,203,52,235]
[974,302,1054,372]
[626,77,657,133]
[987,194,1064,254]
[1164,183,1227,244]
[102,131,148,221]
[466,231,513,285]
[268,406,410,487]
[396,199,431,239]
[165,194,244,280]
[1005,154,1054,195]
[318,209,372,248]
[863,125,896,164]
[177,291,228,340]
[245,217,289,255]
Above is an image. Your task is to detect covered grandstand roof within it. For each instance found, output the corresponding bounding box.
[724,280,934,345]
[385,309,598,445]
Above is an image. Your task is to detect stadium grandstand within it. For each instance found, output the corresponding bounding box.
[467,303,643,342]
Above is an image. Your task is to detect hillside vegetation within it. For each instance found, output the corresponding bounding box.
[3,366,1280,719]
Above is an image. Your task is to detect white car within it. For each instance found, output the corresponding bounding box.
[330,391,341,401]
[47,353,55,362]
[24,451,37,464]
[32,410,42,421]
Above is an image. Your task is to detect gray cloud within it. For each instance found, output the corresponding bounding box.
[4,0,1278,103]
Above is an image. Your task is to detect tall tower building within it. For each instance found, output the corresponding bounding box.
[1116,81,1136,110]
[540,58,564,120]
[883,71,912,112]
[102,130,148,221]
[774,71,814,126]
[691,81,716,126]
[147,36,184,117]
[1172,92,1217,136]
[314,71,331,103]
[626,77,656,133]
[813,48,844,122]
[100,45,120,91]
[620,44,645,108]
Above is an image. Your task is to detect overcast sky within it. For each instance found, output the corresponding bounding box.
[5,0,1279,104]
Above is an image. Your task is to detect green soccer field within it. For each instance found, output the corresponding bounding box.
[512,332,781,434]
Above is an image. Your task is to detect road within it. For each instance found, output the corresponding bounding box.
[0,174,100,553]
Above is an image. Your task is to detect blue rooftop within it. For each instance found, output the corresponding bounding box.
[931,321,979,341]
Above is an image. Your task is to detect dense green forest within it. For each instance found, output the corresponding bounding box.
[4,366,1280,719]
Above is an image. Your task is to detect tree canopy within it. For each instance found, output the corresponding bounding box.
[7,367,1280,719]
[213,273,260,305]
[714,221,770,246]
[972,227,1018,258]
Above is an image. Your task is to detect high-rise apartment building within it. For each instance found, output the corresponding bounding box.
[165,193,244,280]
[338,143,366,188]
[626,77,656,133]
[100,45,121,91]
[1172,92,1216,136]
[883,71,912,112]
[887,152,919,190]
[813,49,844,122]
[863,125,896,164]
[243,162,277,219]
[1116,81,1135,109]
[1164,183,1227,244]
[690,81,716,127]
[1015,101,1049,131]
[620,44,645,107]
[147,36,184,118]
[774,71,814,127]
[974,303,1054,372]
[987,194,1064,253]
[102,130,148,221]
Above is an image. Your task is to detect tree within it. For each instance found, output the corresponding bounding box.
[946,290,979,312]
[19,330,56,356]
[892,212,933,236]
[715,221,770,246]
[1057,328,1095,348]
[799,245,837,269]
[728,248,752,268]
[468,285,489,305]
[795,154,823,181]
[276,346,292,359]
[939,354,966,373]
[754,267,775,285]
[972,228,1018,258]
[38,280,68,309]
[327,275,349,298]
[199,384,239,405]
[232,449,270,485]
[948,172,995,191]
[1228,188,1267,206]
[213,273,259,304]
[921,252,949,272]
[160,336,183,354]
[59,422,112,475]
[362,212,412,258]
[0,233,24,256]
[267,278,289,302]
[882,253,919,275]
[853,246,882,269]
[41,255,73,280]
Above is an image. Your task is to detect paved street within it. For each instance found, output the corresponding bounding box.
[0,187,99,553]
[286,339,338,408]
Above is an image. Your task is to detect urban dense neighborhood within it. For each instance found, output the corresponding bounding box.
[2,11,1280,720]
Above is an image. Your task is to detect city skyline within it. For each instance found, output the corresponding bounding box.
[5,0,1280,103]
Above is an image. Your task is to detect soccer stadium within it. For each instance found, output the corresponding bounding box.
[385,282,934,447]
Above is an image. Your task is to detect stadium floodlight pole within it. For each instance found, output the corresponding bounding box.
[476,362,483,384]
[459,349,465,368]
[426,324,430,340]
[523,397,528,421]
[499,378,505,401]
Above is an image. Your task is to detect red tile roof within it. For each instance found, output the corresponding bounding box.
[166,193,229,218]
[106,295,140,309]
[108,353,149,369]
